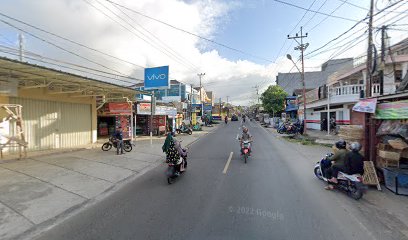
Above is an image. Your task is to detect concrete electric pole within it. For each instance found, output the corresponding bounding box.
[198,73,205,116]
[366,0,374,98]
[288,26,308,134]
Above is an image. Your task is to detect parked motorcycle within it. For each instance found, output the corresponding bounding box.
[176,126,192,135]
[101,137,132,152]
[241,140,252,164]
[314,153,365,200]
[166,144,188,184]
[277,122,302,135]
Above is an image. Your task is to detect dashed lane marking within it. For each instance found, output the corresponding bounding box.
[223,152,234,174]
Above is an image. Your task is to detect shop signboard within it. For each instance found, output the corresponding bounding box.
[203,103,212,112]
[137,103,151,115]
[137,103,176,116]
[376,100,408,119]
[144,66,170,90]
[352,98,377,114]
[192,104,202,113]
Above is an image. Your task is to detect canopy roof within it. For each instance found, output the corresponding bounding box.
[0,57,149,102]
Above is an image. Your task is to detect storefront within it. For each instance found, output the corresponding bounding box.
[136,103,177,135]
[97,102,133,139]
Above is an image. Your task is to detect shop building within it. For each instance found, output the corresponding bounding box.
[0,57,142,154]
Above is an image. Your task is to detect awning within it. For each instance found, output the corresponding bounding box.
[375,100,408,119]
[0,57,149,102]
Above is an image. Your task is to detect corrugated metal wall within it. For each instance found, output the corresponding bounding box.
[9,97,92,151]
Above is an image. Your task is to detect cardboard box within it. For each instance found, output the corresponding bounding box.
[378,150,400,161]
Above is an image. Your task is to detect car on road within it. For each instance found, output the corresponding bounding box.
[231,115,238,121]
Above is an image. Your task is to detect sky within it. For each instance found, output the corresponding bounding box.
[0,0,407,105]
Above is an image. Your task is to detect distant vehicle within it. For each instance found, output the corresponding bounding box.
[231,115,239,121]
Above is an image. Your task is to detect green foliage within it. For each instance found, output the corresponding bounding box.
[260,85,287,115]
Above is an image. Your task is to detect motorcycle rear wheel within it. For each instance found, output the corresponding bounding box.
[124,144,132,152]
[348,187,363,200]
[244,154,248,164]
[188,130,192,135]
[167,177,173,184]
[101,143,112,151]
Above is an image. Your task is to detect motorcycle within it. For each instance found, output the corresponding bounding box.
[314,153,365,200]
[101,137,132,152]
[176,126,192,135]
[240,140,252,164]
[166,143,188,184]
[225,118,228,124]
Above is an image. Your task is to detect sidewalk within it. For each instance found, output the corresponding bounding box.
[0,125,218,240]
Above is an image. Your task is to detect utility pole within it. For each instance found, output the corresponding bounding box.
[366,0,374,98]
[150,91,155,143]
[198,73,205,117]
[288,26,309,134]
[226,96,230,117]
[219,97,222,118]
[18,33,24,61]
[190,84,193,123]
[380,25,386,95]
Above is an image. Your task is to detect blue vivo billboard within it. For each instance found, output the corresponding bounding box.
[144,66,170,90]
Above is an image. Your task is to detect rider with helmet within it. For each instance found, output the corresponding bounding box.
[239,126,252,155]
[325,139,348,189]
[344,142,365,175]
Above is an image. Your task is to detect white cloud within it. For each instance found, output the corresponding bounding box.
[1,0,407,106]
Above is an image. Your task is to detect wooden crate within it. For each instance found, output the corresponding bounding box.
[388,139,408,150]
[377,143,393,151]
[377,156,400,168]
[378,150,401,161]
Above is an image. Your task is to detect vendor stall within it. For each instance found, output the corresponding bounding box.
[374,99,408,195]
[97,102,133,139]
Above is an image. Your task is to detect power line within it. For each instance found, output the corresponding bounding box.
[308,0,349,32]
[0,12,145,70]
[105,0,275,63]
[271,0,359,22]
[305,0,406,58]
[90,0,198,72]
[83,0,198,72]
[0,45,143,85]
[0,19,131,77]
[103,0,199,71]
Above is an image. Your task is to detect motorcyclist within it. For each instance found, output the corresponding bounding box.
[325,139,348,190]
[162,133,182,174]
[344,142,365,175]
[225,115,228,124]
[239,126,253,155]
[242,114,246,123]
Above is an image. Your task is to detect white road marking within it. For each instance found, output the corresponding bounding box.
[223,152,234,174]
[236,134,239,140]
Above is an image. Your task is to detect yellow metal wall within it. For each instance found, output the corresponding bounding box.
[9,97,92,151]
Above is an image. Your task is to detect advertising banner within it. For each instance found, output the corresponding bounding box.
[352,98,377,113]
[376,100,408,119]
[144,66,169,90]
[203,103,212,112]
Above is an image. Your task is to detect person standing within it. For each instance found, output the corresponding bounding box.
[114,126,124,155]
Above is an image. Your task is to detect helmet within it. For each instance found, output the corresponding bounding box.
[243,126,248,133]
[350,142,362,152]
[335,139,346,149]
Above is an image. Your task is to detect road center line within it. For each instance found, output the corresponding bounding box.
[223,152,234,174]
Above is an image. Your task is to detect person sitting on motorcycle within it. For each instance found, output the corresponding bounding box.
[180,122,187,131]
[242,114,246,122]
[325,139,348,190]
[162,133,182,173]
[239,126,253,155]
[225,115,228,123]
[344,142,365,175]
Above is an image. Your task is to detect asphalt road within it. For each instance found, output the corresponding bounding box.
[35,120,407,240]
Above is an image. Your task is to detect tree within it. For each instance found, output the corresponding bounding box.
[260,85,287,116]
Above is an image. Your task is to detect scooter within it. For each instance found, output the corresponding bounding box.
[225,118,228,124]
[176,126,192,135]
[314,153,365,200]
[166,145,188,184]
[101,137,132,152]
